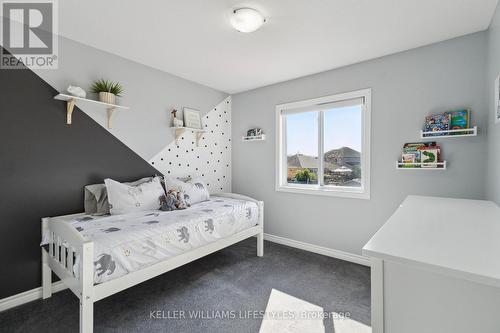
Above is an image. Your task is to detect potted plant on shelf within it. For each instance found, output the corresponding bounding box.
[90,79,124,105]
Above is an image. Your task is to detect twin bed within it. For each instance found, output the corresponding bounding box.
[41,193,264,333]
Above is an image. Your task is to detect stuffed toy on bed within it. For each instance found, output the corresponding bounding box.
[159,190,190,211]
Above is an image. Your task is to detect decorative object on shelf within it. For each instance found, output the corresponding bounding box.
[183,108,202,129]
[243,127,265,141]
[422,109,476,138]
[171,109,184,128]
[495,74,500,124]
[397,142,445,169]
[246,128,262,137]
[54,93,129,129]
[90,79,124,105]
[67,85,86,98]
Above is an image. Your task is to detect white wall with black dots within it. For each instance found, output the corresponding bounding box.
[149,97,232,193]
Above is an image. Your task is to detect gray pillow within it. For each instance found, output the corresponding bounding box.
[84,177,152,215]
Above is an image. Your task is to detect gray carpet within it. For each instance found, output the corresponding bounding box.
[0,239,370,333]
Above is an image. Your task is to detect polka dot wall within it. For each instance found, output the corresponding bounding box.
[148,97,231,193]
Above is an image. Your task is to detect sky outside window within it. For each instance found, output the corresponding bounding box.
[286,106,362,155]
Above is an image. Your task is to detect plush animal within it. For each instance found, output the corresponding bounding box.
[160,191,177,211]
[160,190,190,211]
[175,190,190,209]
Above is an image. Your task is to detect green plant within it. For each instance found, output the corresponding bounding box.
[352,165,361,179]
[90,79,124,96]
[294,169,316,183]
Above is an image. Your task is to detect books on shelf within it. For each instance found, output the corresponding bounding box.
[424,114,451,136]
[446,109,470,130]
[422,108,472,137]
[399,142,442,168]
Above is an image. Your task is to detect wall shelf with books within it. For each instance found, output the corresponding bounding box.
[423,108,475,139]
[398,141,445,171]
[420,126,477,139]
[396,161,447,170]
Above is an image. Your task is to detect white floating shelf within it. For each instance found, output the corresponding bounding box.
[54,93,129,129]
[171,127,206,146]
[420,126,477,139]
[397,161,447,170]
[242,134,266,142]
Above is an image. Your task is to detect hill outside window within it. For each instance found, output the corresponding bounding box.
[275,89,371,199]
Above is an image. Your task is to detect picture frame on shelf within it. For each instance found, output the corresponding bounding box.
[495,74,500,124]
[247,128,263,137]
[183,108,202,129]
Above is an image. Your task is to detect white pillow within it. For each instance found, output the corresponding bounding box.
[163,177,209,205]
[84,177,153,215]
[104,177,165,215]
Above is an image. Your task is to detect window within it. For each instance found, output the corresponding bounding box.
[276,89,371,199]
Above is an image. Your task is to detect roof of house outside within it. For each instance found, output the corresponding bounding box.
[287,154,337,170]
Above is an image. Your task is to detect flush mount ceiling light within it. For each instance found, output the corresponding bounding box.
[230,8,265,33]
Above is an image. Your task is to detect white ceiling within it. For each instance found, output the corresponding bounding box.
[58,0,499,94]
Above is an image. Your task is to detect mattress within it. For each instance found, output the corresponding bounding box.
[41,196,259,284]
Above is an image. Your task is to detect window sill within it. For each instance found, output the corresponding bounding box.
[275,184,370,200]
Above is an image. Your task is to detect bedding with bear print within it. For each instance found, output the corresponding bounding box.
[41,196,259,284]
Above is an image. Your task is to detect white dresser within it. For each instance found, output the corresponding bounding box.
[363,195,500,333]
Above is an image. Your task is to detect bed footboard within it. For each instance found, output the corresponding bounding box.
[213,193,264,256]
[41,217,95,333]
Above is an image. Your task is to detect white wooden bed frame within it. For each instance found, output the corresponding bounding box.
[41,193,264,333]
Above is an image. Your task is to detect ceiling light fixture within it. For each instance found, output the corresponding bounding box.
[230,8,265,33]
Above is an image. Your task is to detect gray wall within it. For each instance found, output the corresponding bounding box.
[232,32,488,255]
[487,3,500,204]
[34,37,227,161]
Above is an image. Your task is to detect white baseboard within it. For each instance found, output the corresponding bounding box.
[263,233,371,267]
[0,281,67,312]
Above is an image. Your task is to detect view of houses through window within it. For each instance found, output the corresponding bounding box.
[286,104,362,187]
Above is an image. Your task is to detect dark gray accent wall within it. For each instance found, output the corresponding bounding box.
[0,50,160,299]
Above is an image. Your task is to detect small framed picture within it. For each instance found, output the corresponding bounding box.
[495,74,500,124]
[247,128,263,137]
[183,108,202,129]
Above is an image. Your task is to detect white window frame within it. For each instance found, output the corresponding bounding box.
[275,88,371,199]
